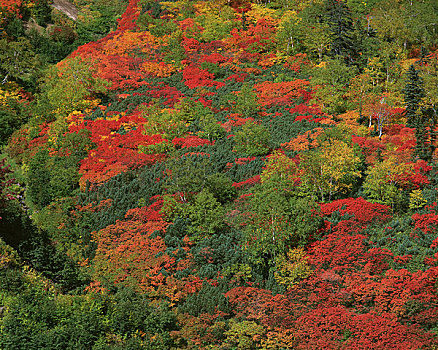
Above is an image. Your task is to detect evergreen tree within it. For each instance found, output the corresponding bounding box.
[404,64,425,128]
[418,108,437,162]
[403,64,432,160]
[323,0,358,65]
[27,150,52,209]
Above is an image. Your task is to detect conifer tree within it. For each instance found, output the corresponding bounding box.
[404,64,425,128]
[27,150,52,209]
[323,0,358,65]
[403,64,432,160]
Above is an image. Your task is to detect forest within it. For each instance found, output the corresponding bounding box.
[1,0,438,348]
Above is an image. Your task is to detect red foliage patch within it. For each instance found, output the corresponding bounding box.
[182,65,225,89]
[294,306,435,350]
[116,0,140,32]
[226,19,276,59]
[287,103,323,116]
[0,0,22,17]
[232,175,261,189]
[225,73,248,82]
[225,286,294,327]
[308,232,368,273]
[412,212,438,235]
[75,114,165,187]
[254,80,311,107]
[199,53,232,65]
[172,135,213,148]
[320,197,392,225]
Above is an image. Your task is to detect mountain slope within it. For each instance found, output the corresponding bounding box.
[1,0,438,348]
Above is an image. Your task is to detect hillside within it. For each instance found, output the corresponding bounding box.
[1,0,438,348]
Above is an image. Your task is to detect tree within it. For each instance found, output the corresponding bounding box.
[310,58,358,114]
[276,11,305,55]
[205,173,237,204]
[37,56,110,120]
[0,158,15,217]
[186,189,225,240]
[363,157,411,209]
[243,180,321,272]
[165,153,212,202]
[0,37,39,85]
[346,0,380,16]
[223,320,266,350]
[403,64,435,160]
[347,72,374,120]
[277,5,332,61]
[260,150,300,192]
[234,83,260,117]
[322,0,358,65]
[404,64,425,128]
[420,50,438,119]
[303,21,332,63]
[0,83,30,145]
[142,101,190,141]
[300,137,362,202]
[370,0,438,54]
[418,51,438,160]
[367,96,397,140]
[274,247,312,288]
[27,149,52,209]
[233,121,270,157]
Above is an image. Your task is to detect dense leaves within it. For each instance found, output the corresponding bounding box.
[2,0,438,348]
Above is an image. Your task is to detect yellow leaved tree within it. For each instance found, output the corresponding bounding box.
[274,247,312,288]
[363,156,412,209]
[300,126,362,202]
[37,56,110,121]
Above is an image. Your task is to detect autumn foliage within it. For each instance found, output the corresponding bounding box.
[2,0,438,348]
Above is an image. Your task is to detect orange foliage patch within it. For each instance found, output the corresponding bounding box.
[281,128,324,152]
[254,80,311,107]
